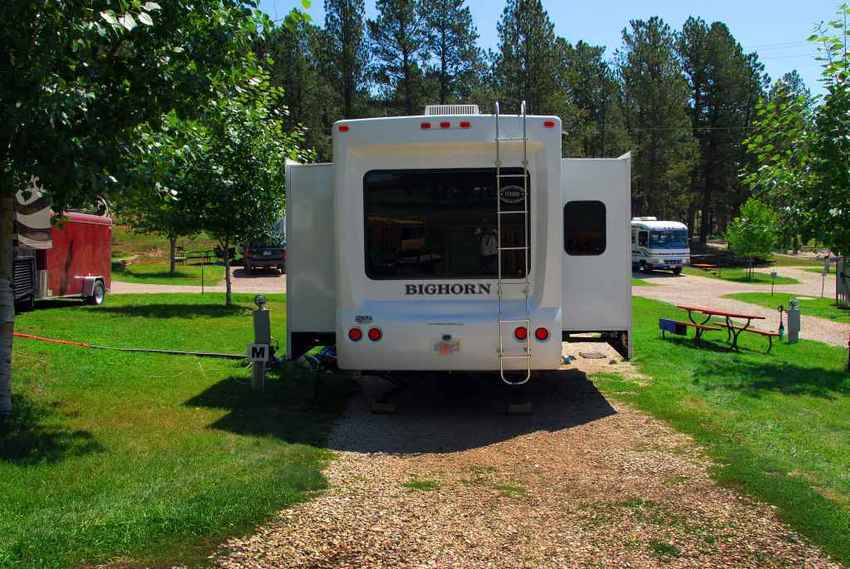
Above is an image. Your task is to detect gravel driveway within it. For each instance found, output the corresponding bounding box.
[635,267,847,347]
[110,268,286,295]
[213,348,839,569]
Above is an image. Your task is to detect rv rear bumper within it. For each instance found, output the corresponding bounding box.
[336,307,563,372]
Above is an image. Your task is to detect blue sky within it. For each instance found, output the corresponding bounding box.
[259,0,840,95]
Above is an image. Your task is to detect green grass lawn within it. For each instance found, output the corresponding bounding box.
[111,225,219,260]
[112,261,226,286]
[727,292,850,324]
[3,294,352,569]
[683,265,800,285]
[595,297,850,565]
[770,254,826,268]
[631,277,654,287]
[805,266,834,275]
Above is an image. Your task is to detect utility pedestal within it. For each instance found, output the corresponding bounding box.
[787,298,801,344]
[249,295,271,391]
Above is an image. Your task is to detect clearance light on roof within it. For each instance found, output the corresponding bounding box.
[543,120,556,129]
[439,121,451,129]
[420,122,432,130]
[459,121,471,129]
[338,124,350,133]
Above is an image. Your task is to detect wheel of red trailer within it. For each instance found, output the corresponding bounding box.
[87,281,106,306]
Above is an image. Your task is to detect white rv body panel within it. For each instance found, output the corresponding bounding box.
[561,156,632,334]
[333,114,562,371]
[285,163,336,351]
[286,111,633,372]
[631,219,691,271]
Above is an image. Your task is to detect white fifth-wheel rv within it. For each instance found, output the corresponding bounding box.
[630,217,691,275]
[286,103,631,385]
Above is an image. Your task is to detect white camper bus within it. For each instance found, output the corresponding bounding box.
[631,218,690,275]
[286,103,632,385]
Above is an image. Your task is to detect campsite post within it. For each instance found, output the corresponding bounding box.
[251,295,271,391]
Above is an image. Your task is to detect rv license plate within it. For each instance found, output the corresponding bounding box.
[262,250,272,256]
[434,339,461,356]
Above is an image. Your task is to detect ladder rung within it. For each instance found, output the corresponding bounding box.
[499,246,528,251]
[496,137,527,142]
[499,354,531,359]
[499,210,528,215]
[498,174,527,178]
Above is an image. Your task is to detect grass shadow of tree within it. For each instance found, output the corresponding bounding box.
[95,304,250,319]
[183,366,355,447]
[0,395,104,465]
[691,358,850,399]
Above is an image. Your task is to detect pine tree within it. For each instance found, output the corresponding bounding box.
[557,39,629,157]
[494,0,563,115]
[619,17,697,220]
[324,0,369,118]
[369,0,428,115]
[266,11,334,159]
[677,19,767,241]
[420,0,481,104]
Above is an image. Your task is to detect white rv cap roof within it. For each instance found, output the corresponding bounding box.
[632,219,689,231]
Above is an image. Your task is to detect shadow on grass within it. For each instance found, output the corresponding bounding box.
[657,334,733,354]
[184,367,355,447]
[185,367,618,454]
[95,304,249,319]
[0,395,103,466]
[692,359,850,400]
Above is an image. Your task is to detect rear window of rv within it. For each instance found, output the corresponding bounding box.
[364,169,529,280]
[564,201,606,256]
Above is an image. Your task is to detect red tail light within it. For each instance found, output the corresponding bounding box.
[514,326,528,341]
[420,122,432,130]
[459,121,471,129]
[439,121,451,129]
[348,328,363,342]
[544,120,556,129]
[338,125,350,133]
[368,327,382,342]
[534,327,550,341]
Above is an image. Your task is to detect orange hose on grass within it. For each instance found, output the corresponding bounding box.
[13,332,91,348]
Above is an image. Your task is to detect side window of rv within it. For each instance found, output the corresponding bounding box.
[563,201,606,256]
[638,231,648,247]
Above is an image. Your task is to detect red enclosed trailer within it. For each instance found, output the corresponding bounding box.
[14,189,112,309]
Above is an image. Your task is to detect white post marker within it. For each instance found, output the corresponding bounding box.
[250,295,272,391]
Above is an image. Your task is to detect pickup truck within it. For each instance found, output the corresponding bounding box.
[242,242,286,274]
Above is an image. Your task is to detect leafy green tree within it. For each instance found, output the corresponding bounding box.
[0,1,272,417]
[725,198,779,279]
[369,0,428,115]
[618,17,697,219]
[744,5,850,259]
[324,0,369,118]
[677,18,767,241]
[420,0,481,105]
[557,40,629,157]
[494,0,564,115]
[136,79,308,306]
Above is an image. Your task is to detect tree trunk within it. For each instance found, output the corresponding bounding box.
[223,245,232,307]
[169,236,177,275]
[0,192,16,417]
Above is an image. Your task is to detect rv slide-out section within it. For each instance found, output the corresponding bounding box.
[561,156,632,357]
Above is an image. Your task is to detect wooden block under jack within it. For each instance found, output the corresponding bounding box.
[370,400,397,414]
[506,401,533,415]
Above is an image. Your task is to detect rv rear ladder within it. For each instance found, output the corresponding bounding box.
[495,100,532,386]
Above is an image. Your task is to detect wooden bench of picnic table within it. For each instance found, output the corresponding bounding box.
[659,319,722,346]
[676,305,768,352]
[715,322,781,353]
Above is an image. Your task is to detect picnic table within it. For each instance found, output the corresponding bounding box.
[676,304,773,351]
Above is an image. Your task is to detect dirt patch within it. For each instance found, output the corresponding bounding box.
[213,366,838,568]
